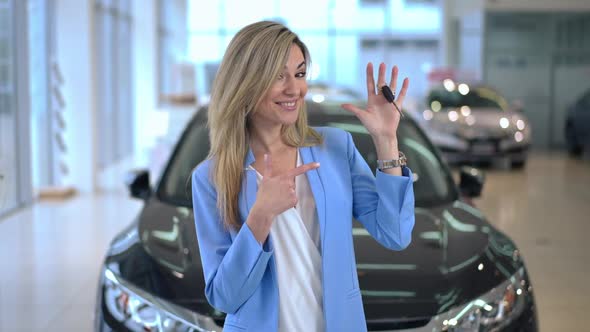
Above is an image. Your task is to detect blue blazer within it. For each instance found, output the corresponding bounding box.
[191,127,415,331]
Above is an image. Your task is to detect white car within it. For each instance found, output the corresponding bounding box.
[412,82,531,168]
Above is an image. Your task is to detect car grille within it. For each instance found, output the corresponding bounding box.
[366,317,431,331]
[469,138,499,155]
[456,127,510,140]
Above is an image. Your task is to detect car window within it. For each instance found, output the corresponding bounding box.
[314,114,455,207]
[158,116,211,207]
[427,86,508,111]
[158,106,456,208]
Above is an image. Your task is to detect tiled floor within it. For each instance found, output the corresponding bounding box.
[472,152,590,332]
[0,193,143,331]
[0,151,589,331]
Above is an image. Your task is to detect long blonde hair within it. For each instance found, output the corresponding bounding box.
[207,21,323,230]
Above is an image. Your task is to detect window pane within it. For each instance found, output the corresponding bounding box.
[300,35,329,82]
[0,64,8,82]
[390,2,440,33]
[0,38,8,58]
[0,0,18,215]
[188,35,224,63]
[117,0,131,15]
[222,0,276,31]
[188,0,220,32]
[332,0,366,30]
[356,7,385,31]
[278,0,330,31]
[334,36,360,90]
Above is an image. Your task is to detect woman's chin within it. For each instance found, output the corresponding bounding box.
[280,113,300,126]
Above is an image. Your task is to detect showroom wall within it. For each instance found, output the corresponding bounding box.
[484,12,590,149]
[3,0,165,200]
[53,0,97,192]
[133,0,158,157]
[94,0,135,170]
[28,0,56,190]
[49,0,158,193]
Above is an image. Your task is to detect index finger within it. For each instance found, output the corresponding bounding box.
[284,162,320,178]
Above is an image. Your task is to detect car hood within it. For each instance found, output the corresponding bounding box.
[353,201,522,322]
[105,198,523,322]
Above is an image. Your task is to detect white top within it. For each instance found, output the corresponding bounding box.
[252,151,324,332]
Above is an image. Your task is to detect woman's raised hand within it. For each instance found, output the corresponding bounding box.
[341,63,409,141]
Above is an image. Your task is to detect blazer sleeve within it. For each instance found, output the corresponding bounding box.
[191,165,273,314]
[346,132,415,250]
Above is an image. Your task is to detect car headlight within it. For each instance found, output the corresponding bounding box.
[102,267,222,332]
[506,117,531,143]
[438,267,530,331]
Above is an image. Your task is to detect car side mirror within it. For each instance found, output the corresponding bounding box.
[458,166,485,198]
[125,169,152,200]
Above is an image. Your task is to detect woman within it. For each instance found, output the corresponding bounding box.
[191,21,415,332]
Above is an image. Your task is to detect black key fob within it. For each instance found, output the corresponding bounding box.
[380,85,404,117]
[381,85,395,103]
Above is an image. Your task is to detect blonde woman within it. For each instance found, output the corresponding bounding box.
[191,21,415,332]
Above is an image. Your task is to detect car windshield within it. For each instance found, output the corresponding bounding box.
[157,102,457,208]
[427,86,509,111]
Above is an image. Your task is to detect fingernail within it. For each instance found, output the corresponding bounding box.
[315,162,320,167]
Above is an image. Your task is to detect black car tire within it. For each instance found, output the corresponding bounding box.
[565,122,582,157]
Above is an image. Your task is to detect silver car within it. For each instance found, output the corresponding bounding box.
[412,81,531,168]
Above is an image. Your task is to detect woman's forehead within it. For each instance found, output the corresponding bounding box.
[284,45,306,68]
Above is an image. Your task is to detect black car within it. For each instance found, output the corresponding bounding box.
[95,100,538,331]
[565,89,590,157]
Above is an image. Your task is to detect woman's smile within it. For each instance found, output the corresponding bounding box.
[276,100,298,111]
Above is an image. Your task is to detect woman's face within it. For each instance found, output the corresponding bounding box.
[251,44,308,130]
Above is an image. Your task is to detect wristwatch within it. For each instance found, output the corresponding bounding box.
[377,152,407,170]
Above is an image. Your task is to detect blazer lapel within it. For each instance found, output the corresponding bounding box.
[300,146,327,246]
[239,148,258,219]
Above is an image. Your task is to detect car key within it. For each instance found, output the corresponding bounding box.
[381,85,404,117]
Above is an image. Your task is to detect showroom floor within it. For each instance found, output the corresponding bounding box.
[0,151,589,331]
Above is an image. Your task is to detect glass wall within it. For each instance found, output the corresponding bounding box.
[0,0,31,216]
[178,0,442,100]
[95,0,134,169]
[28,0,55,189]
[0,0,17,215]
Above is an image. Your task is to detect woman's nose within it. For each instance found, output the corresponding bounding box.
[283,77,299,95]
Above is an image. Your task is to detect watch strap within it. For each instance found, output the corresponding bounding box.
[377,151,407,170]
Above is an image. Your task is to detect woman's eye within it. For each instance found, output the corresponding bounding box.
[277,73,285,80]
[296,71,307,78]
